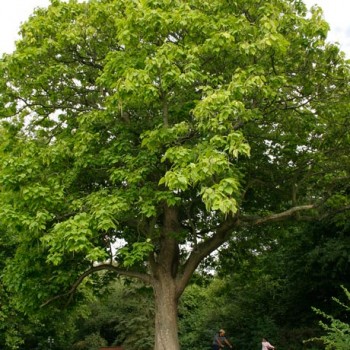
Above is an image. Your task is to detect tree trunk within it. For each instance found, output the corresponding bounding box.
[153,274,179,350]
[151,205,181,350]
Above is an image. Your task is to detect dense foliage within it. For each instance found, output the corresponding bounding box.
[71,280,154,350]
[0,0,349,349]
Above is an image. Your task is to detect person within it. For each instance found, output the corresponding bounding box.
[212,329,233,350]
[262,337,275,350]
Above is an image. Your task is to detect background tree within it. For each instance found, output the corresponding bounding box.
[72,279,155,350]
[197,219,350,350]
[0,1,349,350]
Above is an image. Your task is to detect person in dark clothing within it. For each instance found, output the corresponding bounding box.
[212,329,233,350]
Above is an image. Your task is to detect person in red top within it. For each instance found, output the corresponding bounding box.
[212,329,233,350]
[262,337,275,350]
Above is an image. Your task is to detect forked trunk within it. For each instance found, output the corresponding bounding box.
[153,275,180,350]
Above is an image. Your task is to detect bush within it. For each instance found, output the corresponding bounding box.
[308,287,350,350]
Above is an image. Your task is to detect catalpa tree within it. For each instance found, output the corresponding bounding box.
[0,0,349,349]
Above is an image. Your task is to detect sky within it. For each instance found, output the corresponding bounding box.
[0,0,349,57]
[304,0,350,56]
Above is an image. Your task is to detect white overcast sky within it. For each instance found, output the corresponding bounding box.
[0,0,349,56]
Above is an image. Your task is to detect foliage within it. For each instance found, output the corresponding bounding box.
[178,282,213,350]
[308,287,350,350]
[0,0,349,349]
[79,333,108,350]
[178,219,350,350]
[71,279,154,350]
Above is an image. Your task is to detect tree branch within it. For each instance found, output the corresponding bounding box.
[240,204,315,225]
[176,204,317,297]
[176,216,237,297]
[40,263,152,308]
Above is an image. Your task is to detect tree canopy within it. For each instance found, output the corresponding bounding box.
[0,0,349,349]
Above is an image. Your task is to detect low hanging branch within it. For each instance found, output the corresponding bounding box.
[40,263,152,308]
[41,204,318,308]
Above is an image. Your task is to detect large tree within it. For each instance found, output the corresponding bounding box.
[0,0,349,349]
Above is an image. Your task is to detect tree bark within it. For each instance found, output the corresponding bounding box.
[151,205,181,350]
[153,273,180,350]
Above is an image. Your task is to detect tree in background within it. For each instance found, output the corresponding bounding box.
[195,219,350,350]
[0,1,349,349]
[72,280,155,350]
[0,225,84,350]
